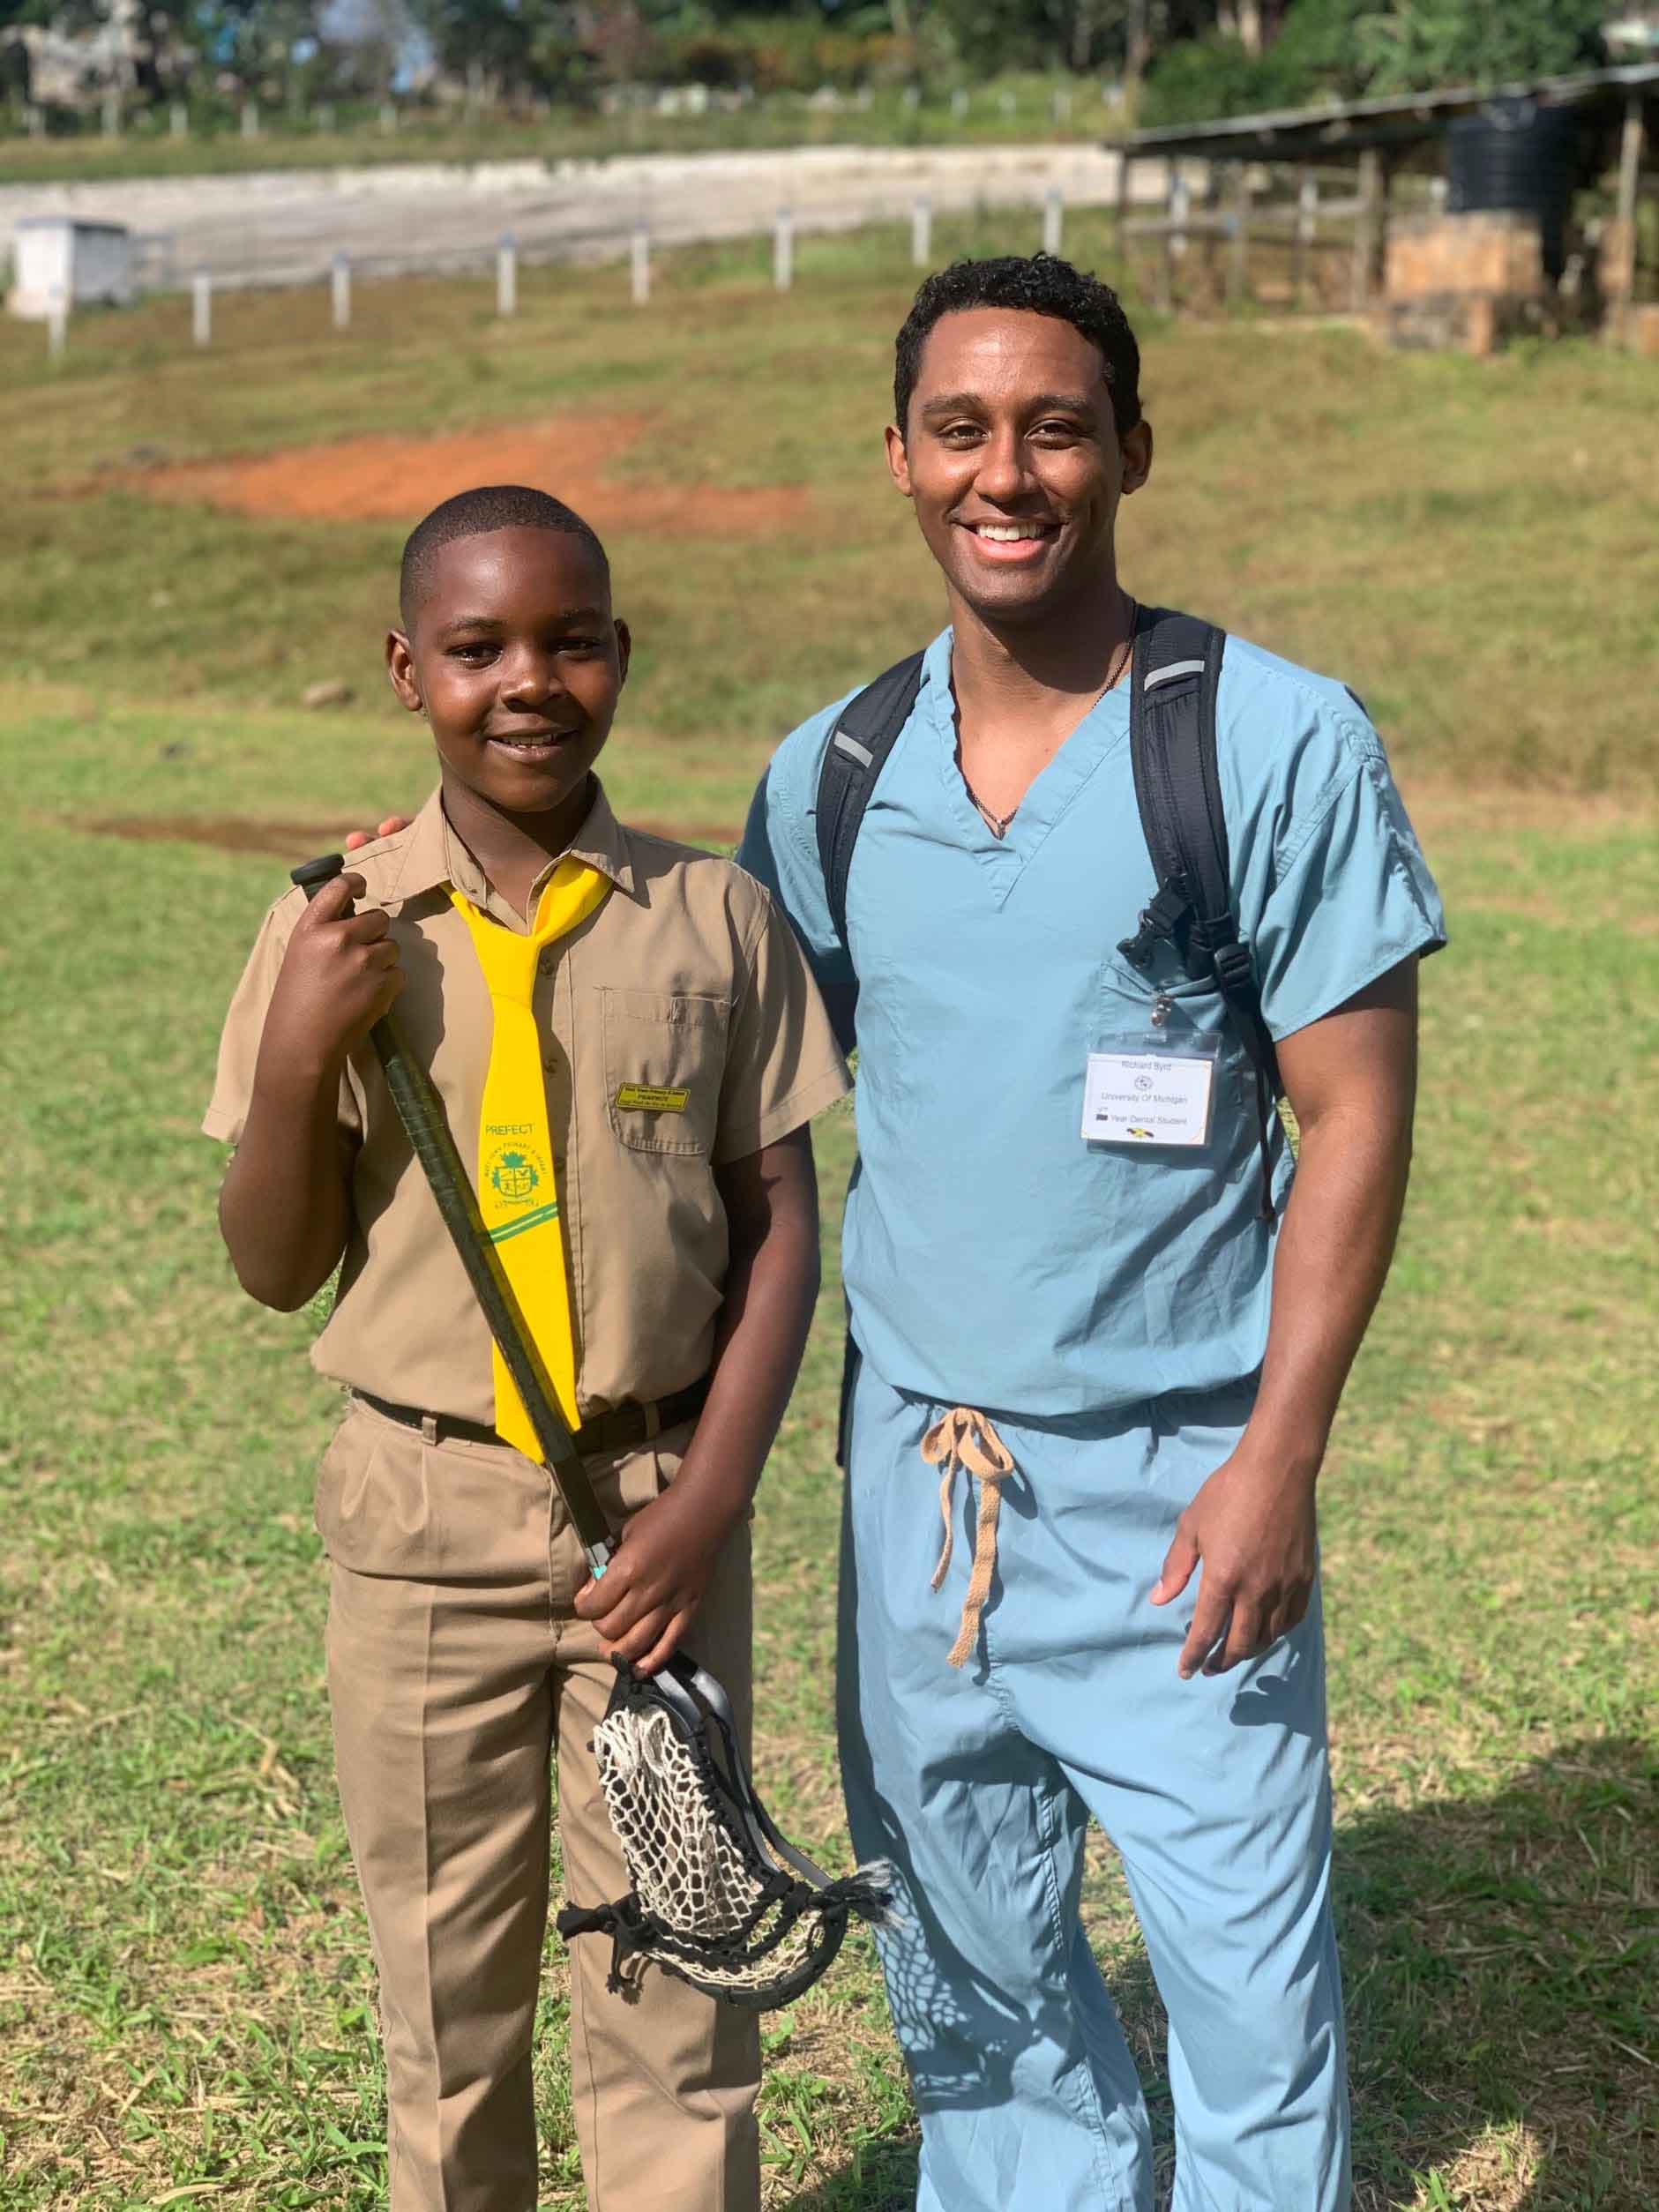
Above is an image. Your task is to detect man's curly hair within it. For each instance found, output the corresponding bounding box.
[893,253,1142,438]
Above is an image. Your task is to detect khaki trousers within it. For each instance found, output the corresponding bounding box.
[317,1399,761,2212]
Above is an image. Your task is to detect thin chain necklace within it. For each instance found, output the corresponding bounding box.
[964,596,1138,841]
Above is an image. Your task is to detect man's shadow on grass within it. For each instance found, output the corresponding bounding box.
[784,1734,1655,2210]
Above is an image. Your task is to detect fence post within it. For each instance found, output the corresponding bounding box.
[773,206,794,291]
[1115,150,1134,272]
[951,87,969,123]
[168,101,187,138]
[912,195,932,268]
[1608,93,1646,346]
[497,232,518,317]
[332,253,351,331]
[192,268,212,347]
[379,101,397,136]
[26,104,43,138]
[101,93,121,136]
[1350,148,1382,310]
[1293,170,1319,307]
[631,225,650,305]
[1227,163,1252,307]
[47,287,68,360]
[241,99,258,140]
[1042,185,1064,257]
[1160,167,1188,311]
[1053,84,1072,125]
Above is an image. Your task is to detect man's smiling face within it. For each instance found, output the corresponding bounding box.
[886,306,1152,628]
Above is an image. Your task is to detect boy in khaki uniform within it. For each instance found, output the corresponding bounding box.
[205,484,849,2212]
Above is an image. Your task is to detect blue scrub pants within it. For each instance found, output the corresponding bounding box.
[837,1355,1349,2212]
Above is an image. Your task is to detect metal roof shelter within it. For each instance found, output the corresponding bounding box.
[1109,61,1659,167]
[1106,63,1658,336]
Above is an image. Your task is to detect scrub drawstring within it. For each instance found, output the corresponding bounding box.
[922,1407,1016,1668]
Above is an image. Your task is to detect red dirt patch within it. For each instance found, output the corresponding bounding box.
[111,414,807,537]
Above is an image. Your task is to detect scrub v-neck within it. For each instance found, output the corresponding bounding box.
[928,641,1133,907]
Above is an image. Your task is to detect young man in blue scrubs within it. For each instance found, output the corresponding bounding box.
[737,257,1445,2210]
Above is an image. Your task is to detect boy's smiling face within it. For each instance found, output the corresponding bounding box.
[387,525,629,822]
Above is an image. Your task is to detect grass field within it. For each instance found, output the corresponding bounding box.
[1,235,1655,2208]
[0,78,1108,189]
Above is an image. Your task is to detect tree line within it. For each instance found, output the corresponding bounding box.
[0,0,1618,123]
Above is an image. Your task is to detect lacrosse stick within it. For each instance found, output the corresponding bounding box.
[292,852,891,2007]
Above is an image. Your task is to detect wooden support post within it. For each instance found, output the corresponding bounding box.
[1160,166,1188,311]
[192,268,212,347]
[912,195,931,268]
[1043,186,1064,258]
[332,253,351,331]
[773,206,794,291]
[1116,150,1134,274]
[46,288,68,360]
[1227,162,1252,308]
[496,233,517,317]
[241,100,258,140]
[631,225,649,305]
[1608,93,1646,345]
[1293,169,1319,309]
[1351,148,1382,311]
[168,101,187,139]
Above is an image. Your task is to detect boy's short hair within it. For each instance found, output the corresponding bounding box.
[893,253,1142,440]
[400,484,609,625]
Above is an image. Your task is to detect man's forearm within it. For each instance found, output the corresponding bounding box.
[219,1057,355,1311]
[1246,1104,1412,1479]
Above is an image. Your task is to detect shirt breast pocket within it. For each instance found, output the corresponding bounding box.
[1098,957,1254,1111]
[600,988,727,1157]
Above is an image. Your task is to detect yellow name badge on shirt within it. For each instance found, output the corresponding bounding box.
[615,1082,691,1114]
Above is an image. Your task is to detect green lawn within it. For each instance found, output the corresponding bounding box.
[0,77,1107,189]
[0,245,1654,2208]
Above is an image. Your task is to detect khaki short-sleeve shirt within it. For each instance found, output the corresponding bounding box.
[205,782,849,1424]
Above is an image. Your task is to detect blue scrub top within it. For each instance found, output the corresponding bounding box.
[738,626,1446,1418]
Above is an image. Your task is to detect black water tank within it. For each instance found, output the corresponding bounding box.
[1447,97,1581,280]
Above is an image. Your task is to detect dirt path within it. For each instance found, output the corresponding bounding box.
[113,411,807,534]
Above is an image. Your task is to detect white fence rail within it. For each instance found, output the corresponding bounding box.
[2,142,1148,302]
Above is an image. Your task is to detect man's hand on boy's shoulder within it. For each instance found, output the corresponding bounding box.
[344,817,414,851]
[263,871,404,1085]
[573,1479,744,1676]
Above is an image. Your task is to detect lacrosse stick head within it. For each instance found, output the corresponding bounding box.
[557,1655,892,2010]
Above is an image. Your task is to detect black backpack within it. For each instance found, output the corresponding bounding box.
[813,607,1282,1217]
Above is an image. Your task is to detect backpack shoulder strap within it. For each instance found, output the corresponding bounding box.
[1119,608,1284,1214]
[815,651,926,946]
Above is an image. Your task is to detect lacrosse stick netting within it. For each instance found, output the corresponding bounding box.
[557,1657,892,2008]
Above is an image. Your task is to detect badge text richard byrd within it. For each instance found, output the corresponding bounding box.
[1081,1050,1215,1147]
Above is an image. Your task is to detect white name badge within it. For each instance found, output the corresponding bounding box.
[1082,1046,1217,1148]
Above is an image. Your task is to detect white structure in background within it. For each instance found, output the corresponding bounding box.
[1603,11,1659,56]
[7,216,134,318]
[13,0,151,111]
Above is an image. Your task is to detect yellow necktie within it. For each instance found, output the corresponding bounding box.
[449,859,612,1453]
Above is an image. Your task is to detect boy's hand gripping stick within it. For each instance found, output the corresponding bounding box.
[292,852,615,1578]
